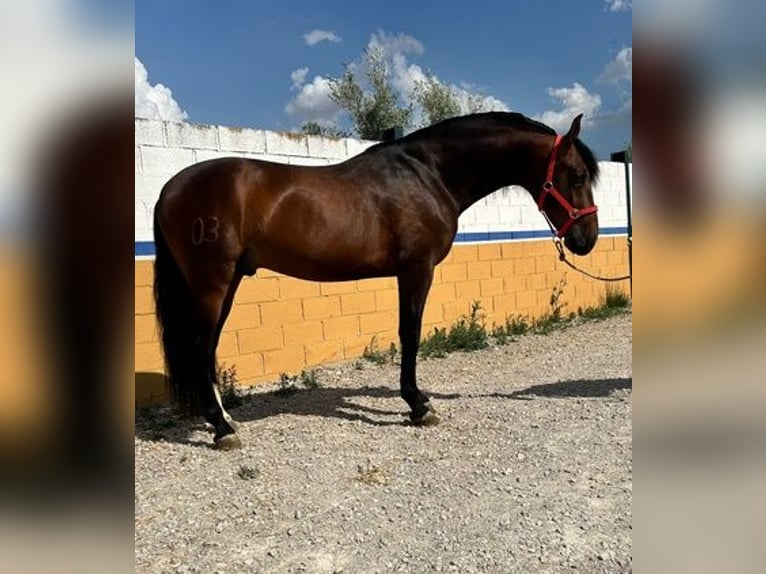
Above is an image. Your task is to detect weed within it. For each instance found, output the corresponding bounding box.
[578,285,631,320]
[217,364,244,409]
[362,335,398,365]
[420,301,488,357]
[276,372,299,396]
[276,369,321,395]
[491,315,530,345]
[299,369,321,389]
[419,326,449,358]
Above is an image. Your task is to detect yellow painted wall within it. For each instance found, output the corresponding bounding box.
[135,237,630,406]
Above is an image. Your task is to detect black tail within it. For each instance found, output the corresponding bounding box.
[153,210,207,415]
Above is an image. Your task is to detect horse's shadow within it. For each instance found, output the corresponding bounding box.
[134,380,462,445]
[500,377,632,400]
[135,376,631,446]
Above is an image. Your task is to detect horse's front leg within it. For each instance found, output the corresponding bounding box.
[397,265,440,426]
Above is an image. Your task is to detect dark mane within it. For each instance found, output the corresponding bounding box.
[408,111,556,138]
[373,111,600,182]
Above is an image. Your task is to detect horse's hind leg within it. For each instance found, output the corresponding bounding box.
[195,285,241,449]
[397,265,440,426]
[207,274,243,432]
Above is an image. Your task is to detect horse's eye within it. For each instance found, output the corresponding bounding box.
[574,172,587,186]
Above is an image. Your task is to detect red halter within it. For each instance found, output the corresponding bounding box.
[537,135,598,238]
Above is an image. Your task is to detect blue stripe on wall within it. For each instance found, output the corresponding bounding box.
[135,227,629,257]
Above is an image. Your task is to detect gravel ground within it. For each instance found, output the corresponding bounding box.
[135,313,632,573]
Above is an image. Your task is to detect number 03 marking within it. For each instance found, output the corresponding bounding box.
[191,216,220,245]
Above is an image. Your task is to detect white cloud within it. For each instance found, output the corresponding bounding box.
[284,75,341,125]
[367,32,508,117]
[367,30,424,59]
[598,47,632,86]
[303,29,342,46]
[604,0,632,11]
[534,83,602,132]
[290,67,309,90]
[285,30,510,130]
[135,57,188,121]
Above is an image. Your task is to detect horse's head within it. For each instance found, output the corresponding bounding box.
[537,114,600,256]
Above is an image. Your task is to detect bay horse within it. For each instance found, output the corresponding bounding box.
[153,112,600,449]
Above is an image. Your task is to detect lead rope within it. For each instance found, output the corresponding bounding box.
[552,237,632,282]
[540,209,632,283]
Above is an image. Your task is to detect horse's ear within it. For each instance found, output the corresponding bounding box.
[563,114,583,143]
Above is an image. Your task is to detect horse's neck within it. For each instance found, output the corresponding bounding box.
[438,131,548,212]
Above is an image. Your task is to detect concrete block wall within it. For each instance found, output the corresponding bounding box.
[135,119,631,406]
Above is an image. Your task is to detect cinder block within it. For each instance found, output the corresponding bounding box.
[490,260,515,278]
[306,135,348,159]
[504,275,527,293]
[305,340,344,366]
[135,260,154,287]
[265,131,309,156]
[262,346,306,376]
[340,292,376,315]
[233,352,265,382]
[217,331,239,358]
[302,296,342,320]
[322,316,360,340]
[492,294,517,317]
[140,146,196,175]
[440,263,467,283]
[422,301,444,325]
[535,256,555,274]
[357,277,396,292]
[359,311,398,335]
[194,150,239,163]
[260,300,304,326]
[135,119,165,146]
[238,326,283,353]
[135,342,164,371]
[223,303,262,331]
[480,278,504,297]
[135,286,155,315]
[283,321,324,346]
[345,139,376,157]
[279,277,321,300]
[472,205,501,226]
[427,283,455,304]
[320,281,358,295]
[514,257,535,275]
[166,122,219,149]
[527,272,547,291]
[288,156,333,166]
[500,242,522,260]
[375,290,398,312]
[455,280,481,301]
[466,261,492,280]
[237,277,280,304]
[477,243,502,261]
[135,314,158,344]
[449,245,478,263]
[218,126,267,153]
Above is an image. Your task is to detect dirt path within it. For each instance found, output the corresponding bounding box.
[136,314,631,573]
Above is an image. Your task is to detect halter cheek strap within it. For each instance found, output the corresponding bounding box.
[538,135,598,238]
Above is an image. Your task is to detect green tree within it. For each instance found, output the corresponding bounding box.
[412,74,461,126]
[328,48,413,140]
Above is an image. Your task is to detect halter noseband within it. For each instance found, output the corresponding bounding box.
[538,135,598,238]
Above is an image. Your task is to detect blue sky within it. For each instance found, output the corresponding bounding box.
[136,0,631,158]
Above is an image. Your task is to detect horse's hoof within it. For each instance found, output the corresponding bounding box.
[412,407,441,427]
[214,433,242,450]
